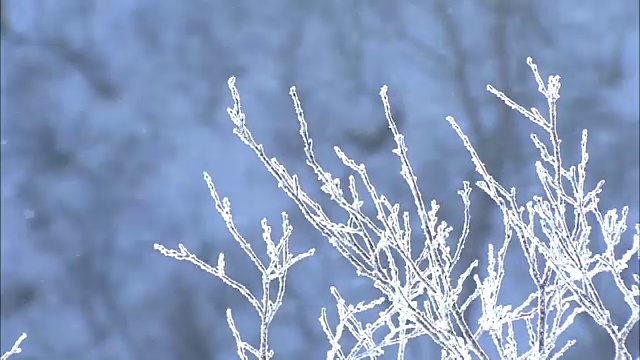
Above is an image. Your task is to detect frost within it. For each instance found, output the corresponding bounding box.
[155,58,639,359]
[1,333,27,360]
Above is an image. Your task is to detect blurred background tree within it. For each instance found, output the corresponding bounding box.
[1,0,637,358]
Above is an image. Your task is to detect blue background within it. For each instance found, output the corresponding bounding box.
[1,0,638,359]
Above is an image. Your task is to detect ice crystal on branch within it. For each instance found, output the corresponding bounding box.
[155,58,639,359]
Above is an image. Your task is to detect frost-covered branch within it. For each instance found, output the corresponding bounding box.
[1,333,27,360]
[156,57,638,359]
[154,173,314,360]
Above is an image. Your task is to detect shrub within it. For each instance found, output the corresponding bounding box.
[155,58,639,359]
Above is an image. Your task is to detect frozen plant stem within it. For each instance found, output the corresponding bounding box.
[156,57,639,359]
[1,333,27,360]
[154,173,315,360]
